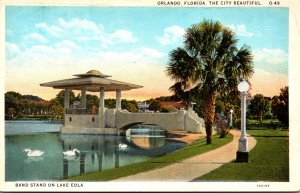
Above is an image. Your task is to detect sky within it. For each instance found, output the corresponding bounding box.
[5,6,288,101]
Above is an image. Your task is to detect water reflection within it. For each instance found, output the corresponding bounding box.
[59,130,182,179]
[127,136,166,150]
[60,134,123,179]
[24,156,45,163]
[6,121,186,181]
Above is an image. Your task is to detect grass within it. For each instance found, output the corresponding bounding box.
[247,119,287,130]
[193,127,289,182]
[66,134,233,181]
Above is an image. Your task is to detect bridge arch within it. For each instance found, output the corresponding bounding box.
[114,110,205,133]
[119,122,144,131]
[119,122,167,136]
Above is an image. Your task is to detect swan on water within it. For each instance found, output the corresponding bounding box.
[23,148,44,157]
[63,149,80,156]
[119,144,127,150]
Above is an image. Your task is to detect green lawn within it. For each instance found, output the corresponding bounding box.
[193,128,289,182]
[66,134,233,181]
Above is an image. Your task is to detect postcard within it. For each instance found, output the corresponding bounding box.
[0,0,299,192]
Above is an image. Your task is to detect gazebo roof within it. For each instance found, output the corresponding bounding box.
[40,70,143,92]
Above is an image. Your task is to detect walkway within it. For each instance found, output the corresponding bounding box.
[114,129,256,181]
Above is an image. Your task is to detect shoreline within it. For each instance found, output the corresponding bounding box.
[167,130,206,144]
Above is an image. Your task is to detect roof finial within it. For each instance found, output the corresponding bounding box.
[73,70,111,78]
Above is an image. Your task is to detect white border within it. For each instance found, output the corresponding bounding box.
[0,0,299,192]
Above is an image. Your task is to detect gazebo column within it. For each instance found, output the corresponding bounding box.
[64,89,70,113]
[99,87,106,128]
[99,87,105,108]
[63,88,70,127]
[116,89,122,110]
[81,87,87,109]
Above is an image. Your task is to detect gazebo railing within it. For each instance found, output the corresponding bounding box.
[66,108,98,115]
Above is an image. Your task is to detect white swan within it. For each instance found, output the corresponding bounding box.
[119,144,127,150]
[23,148,44,157]
[63,149,80,156]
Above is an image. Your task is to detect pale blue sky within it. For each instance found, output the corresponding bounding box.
[5,6,289,100]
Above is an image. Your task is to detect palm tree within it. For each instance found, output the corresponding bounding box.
[166,20,254,144]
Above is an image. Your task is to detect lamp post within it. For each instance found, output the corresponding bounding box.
[236,79,250,162]
[229,109,233,128]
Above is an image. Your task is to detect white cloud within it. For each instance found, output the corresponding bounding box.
[227,24,254,37]
[109,30,137,43]
[254,48,288,65]
[57,18,100,32]
[54,40,80,55]
[6,42,20,54]
[55,40,80,50]
[23,45,61,61]
[36,18,137,47]
[157,25,185,46]
[140,47,164,58]
[57,18,103,39]
[23,33,48,43]
[35,23,62,37]
[57,18,137,46]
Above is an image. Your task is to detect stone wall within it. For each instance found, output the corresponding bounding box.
[64,114,99,128]
[61,127,119,135]
[106,109,117,128]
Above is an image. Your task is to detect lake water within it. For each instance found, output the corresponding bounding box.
[5,121,186,181]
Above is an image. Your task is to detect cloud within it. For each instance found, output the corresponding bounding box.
[6,42,20,54]
[140,47,164,58]
[35,18,137,48]
[57,18,101,33]
[157,25,185,46]
[252,48,288,75]
[35,23,62,37]
[54,40,80,55]
[28,45,55,55]
[227,24,254,37]
[23,33,48,44]
[254,48,288,65]
[109,30,137,44]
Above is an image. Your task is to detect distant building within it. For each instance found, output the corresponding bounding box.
[24,100,52,115]
[137,102,150,112]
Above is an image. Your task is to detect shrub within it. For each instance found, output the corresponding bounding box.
[215,114,230,138]
[161,106,178,113]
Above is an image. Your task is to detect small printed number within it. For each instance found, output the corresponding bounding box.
[257,184,269,188]
[269,1,280,5]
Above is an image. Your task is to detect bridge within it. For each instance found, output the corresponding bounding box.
[61,109,205,135]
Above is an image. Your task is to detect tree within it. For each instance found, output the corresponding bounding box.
[49,90,76,119]
[166,20,254,144]
[161,105,178,113]
[22,94,44,101]
[148,99,160,112]
[54,90,76,106]
[272,86,288,127]
[105,99,116,109]
[7,108,16,119]
[248,94,271,123]
[5,91,27,119]
[49,99,63,119]
[86,94,99,109]
[122,99,138,112]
